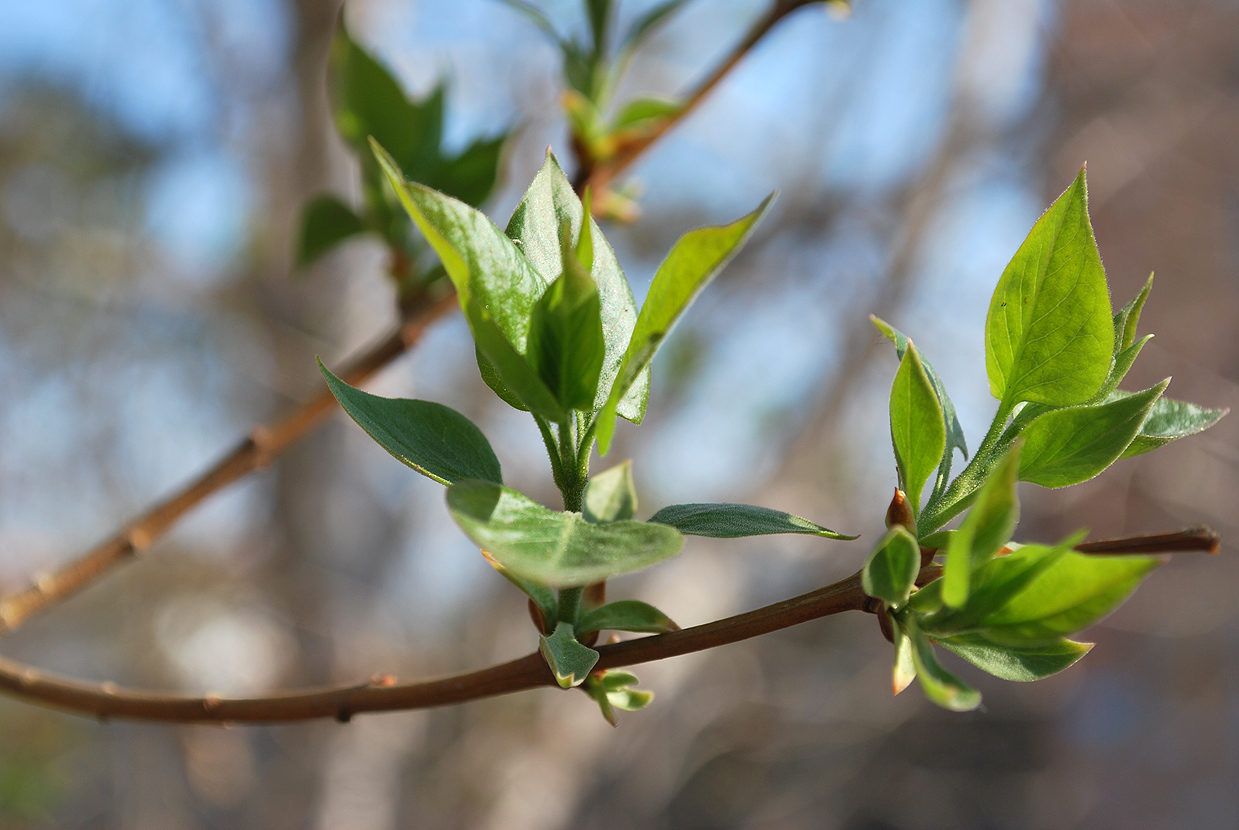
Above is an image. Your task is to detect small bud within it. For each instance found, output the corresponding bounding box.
[885,488,915,533]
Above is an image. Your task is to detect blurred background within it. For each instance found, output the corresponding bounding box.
[0,0,1237,826]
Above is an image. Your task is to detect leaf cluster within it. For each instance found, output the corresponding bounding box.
[863,168,1226,710]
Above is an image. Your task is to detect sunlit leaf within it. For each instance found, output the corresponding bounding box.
[892,615,916,695]
[889,342,946,516]
[1018,380,1167,487]
[319,361,501,486]
[942,444,1020,607]
[906,618,981,712]
[985,168,1114,409]
[596,195,773,453]
[938,632,1092,682]
[1115,393,1228,458]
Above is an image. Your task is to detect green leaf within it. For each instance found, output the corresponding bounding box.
[1018,380,1168,487]
[318,360,501,485]
[862,527,921,607]
[432,134,507,208]
[942,444,1020,607]
[583,461,638,523]
[889,342,946,516]
[468,309,567,421]
[608,687,654,711]
[586,0,612,52]
[1116,393,1228,458]
[297,195,367,267]
[871,316,968,488]
[505,153,650,422]
[648,503,855,539]
[539,622,599,688]
[920,539,1076,636]
[526,224,606,412]
[981,551,1160,644]
[578,600,679,635]
[938,633,1092,682]
[891,617,916,694]
[612,97,681,131]
[906,619,981,712]
[329,27,442,180]
[596,195,773,453]
[985,168,1114,410]
[1113,272,1153,353]
[446,480,684,586]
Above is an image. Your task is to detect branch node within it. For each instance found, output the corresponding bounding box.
[369,673,396,688]
[100,681,118,696]
[336,706,353,724]
[33,572,54,594]
[127,527,153,554]
[249,426,274,468]
[202,693,223,715]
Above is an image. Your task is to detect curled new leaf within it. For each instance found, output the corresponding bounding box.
[862,527,920,608]
[577,600,679,635]
[319,361,501,486]
[889,342,946,516]
[649,503,855,539]
[905,618,981,712]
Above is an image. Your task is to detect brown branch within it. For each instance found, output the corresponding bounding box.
[581,0,817,194]
[0,290,458,636]
[0,571,870,723]
[0,525,1216,724]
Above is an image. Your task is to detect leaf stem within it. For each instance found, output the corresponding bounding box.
[919,400,1015,534]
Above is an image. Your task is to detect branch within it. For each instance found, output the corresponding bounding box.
[0,290,458,636]
[581,0,817,193]
[0,527,1217,724]
[0,571,869,723]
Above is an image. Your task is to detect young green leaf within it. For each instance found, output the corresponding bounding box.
[319,361,501,486]
[938,633,1092,682]
[889,342,946,516]
[862,527,921,607]
[582,461,638,523]
[596,195,774,453]
[526,226,606,412]
[1018,380,1168,487]
[1113,272,1153,354]
[891,617,917,695]
[981,551,1161,644]
[985,168,1114,410]
[942,444,1020,608]
[1115,393,1228,458]
[905,619,981,712]
[539,622,599,688]
[505,153,649,421]
[428,135,507,208]
[871,316,968,485]
[577,600,679,635]
[611,97,681,132]
[582,673,618,726]
[649,503,856,539]
[297,195,367,267]
[467,308,567,421]
[446,480,684,586]
[920,539,1076,636]
[607,687,654,711]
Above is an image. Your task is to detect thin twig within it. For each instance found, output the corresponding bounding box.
[0,525,1216,723]
[0,290,458,636]
[581,0,816,193]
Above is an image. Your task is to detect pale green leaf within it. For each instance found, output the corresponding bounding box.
[862,527,921,607]
[889,342,946,515]
[1018,380,1168,487]
[447,480,683,586]
[906,619,981,711]
[596,195,774,453]
[648,503,855,539]
[939,633,1092,682]
[892,619,916,694]
[582,461,638,523]
[985,168,1114,409]
[1115,393,1228,458]
[539,622,599,688]
[319,361,501,485]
